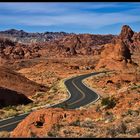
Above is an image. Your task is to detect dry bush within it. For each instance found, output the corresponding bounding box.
[0,131,10,138]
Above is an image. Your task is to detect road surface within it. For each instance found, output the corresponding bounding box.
[0,71,102,132]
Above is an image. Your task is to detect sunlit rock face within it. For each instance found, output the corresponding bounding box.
[96,25,140,71]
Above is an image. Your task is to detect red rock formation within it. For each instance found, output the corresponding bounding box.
[119,25,134,41]
[10,108,101,138]
[0,33,114,61]
[0,87,32,108]
[39,34,114,58]
[0,66,47,100]
[96,25,140,71]
[11,108,79,137]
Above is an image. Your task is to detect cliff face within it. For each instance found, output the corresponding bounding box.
[96,25,140,71]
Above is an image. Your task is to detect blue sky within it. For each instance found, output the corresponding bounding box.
[0,2,140,35]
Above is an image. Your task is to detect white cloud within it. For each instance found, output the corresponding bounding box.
[0,2,121,15]
[0,3,68,14]
[0,2,140,31]
[0,12,140,30]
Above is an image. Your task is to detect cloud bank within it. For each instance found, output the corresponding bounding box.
[0,2,140,33]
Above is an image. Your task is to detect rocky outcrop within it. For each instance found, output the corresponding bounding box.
[0,38,42,61]
[0,32,115,61]
[61,34,114,56]
[96,25,140,71]
[10,99,140,138]
[39,34,114,57]
[0,66,48,97]
[10,108,101,138]
[10,108,79,137]
[119,25,134,41]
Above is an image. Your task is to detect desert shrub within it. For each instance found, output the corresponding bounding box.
[104,111,115,122]
[106,126,117,137]
[54,124,62,130]
[59,103,68,109]
[15,104,24,111]
[63,129,70,135]
[3,105,17,111]
[117,122,127,134]
[23,104,33,113]
[105,111,113,116]
[103,86,108,90]
[127,109,133,115]
[107,122,127,137]
[4,109,18,118]
[128,101,132,107]
[57,80,66,92]
[0,131,10,138]
[49,86,57,93]
[70,119,80,126]
[128,127,138,135]
[101,97,116,109]
[123,117,133,123]
[95,105,101,112]
[116,83,121,89]
[47,124,61,137]
[127,109,139,117]
[131,85,140,90]
[81,118,95,128]
[47,131,57,137]
[32,92,44,99]
[0,110,5,115]
[136,125,140,133]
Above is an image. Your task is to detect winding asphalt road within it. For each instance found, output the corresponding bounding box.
[0,71,103,132]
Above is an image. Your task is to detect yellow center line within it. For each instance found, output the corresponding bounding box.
[0,77,87,129]
[0,120,22,129]
[68,78,86,106]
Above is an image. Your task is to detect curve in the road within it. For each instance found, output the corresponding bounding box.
[52,71,102,109]
[0,71,104,132]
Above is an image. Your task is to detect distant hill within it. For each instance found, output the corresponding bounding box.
[0,29,70,44]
